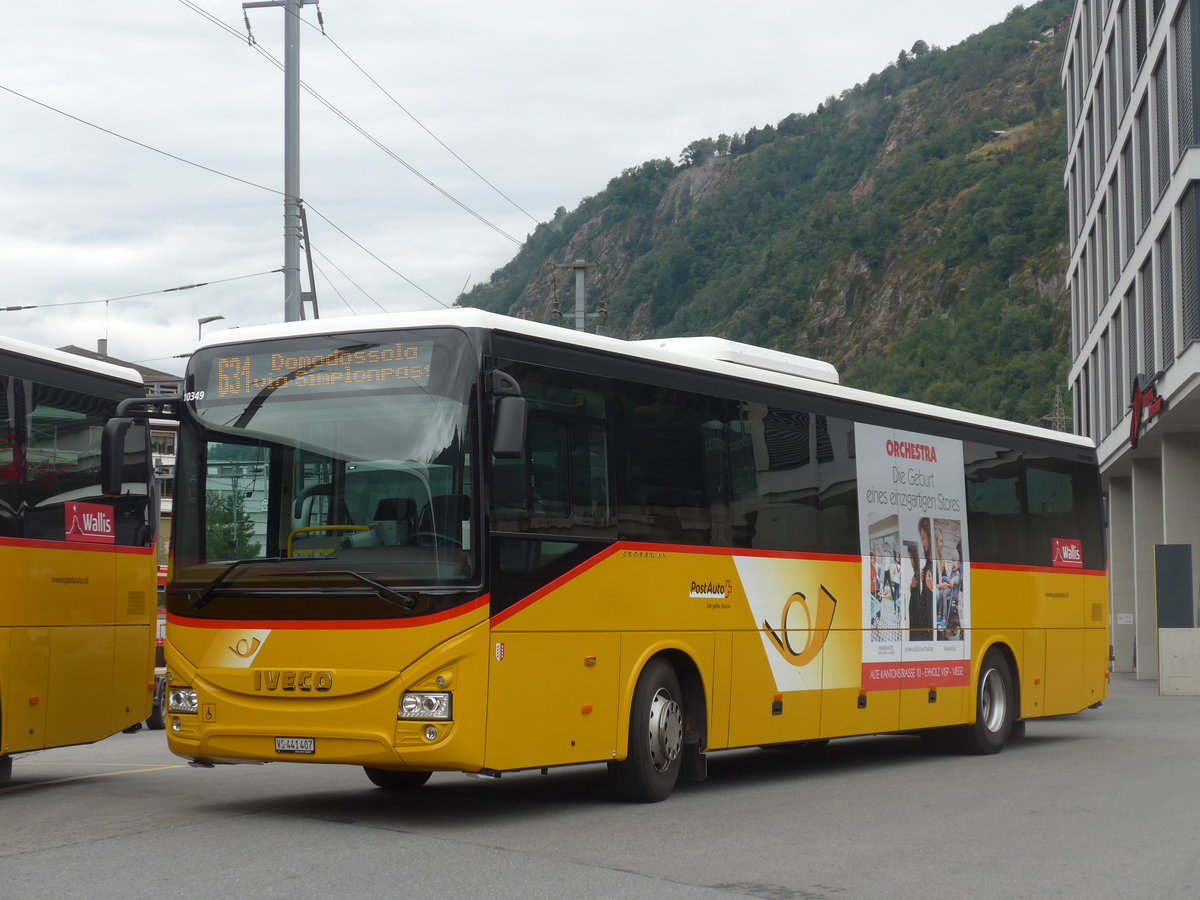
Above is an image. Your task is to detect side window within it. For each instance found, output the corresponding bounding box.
[614,383,721,545]
[530,418,570,517]
[0,375,17,536]
[488,363,614,538]
[730,405,856,554]
[1024,458,1104,569]
[735,403,819,551]
[817,415,858,554]
[965,443,1024,565]
[24,383,108,512]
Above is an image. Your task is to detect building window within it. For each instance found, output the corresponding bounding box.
[151,431,176,457]
[1158,222,1175,364]
[1121,1,1134,111]
[1140,255,1157,375]
[1138,100,1152,232]
[1180,180,1200,344]
[1136,0,1149,71]
[1125,284,1139,396]
[1100,330,1111,437]
[1098,201,1110,300]
[1178,0,1198,155]
[1108,43,1120,153]
[1154,56,1171,198]
[1112,307,1125,424]
[1123,138,1137,260]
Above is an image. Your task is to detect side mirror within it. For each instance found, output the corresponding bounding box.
[492,395,527,459]
[101,395,180,495]
[101,417,135,496]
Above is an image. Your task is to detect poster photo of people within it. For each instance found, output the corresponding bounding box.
[856,423,971,690]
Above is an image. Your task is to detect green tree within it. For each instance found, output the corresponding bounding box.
[206,492,262,560]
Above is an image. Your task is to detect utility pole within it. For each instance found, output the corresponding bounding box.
[243,0,318,322]
[554,259,599,332]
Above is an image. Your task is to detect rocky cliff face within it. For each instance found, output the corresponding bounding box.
[461,0,1074,423]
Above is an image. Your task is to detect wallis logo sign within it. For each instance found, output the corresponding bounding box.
[65,502,115,544]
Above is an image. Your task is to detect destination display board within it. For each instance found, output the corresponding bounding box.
[198,340,434,402]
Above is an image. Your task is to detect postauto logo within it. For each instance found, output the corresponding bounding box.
[689,578,734,600]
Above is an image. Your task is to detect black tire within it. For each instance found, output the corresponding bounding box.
[608,658,684,802]
[146,693,166,731]
[363,767,432,791]
[954,648,1015,755]
[0,754,11,785]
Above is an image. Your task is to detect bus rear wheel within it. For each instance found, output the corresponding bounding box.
[954,648,1015,754]
[363,767,432,791]
[0,754,11,785]
[608,658,683,802]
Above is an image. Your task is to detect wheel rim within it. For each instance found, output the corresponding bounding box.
[979,667,1007,733]
[647,687,683,773]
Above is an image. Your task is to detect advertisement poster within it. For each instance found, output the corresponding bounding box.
[856,423,970,690]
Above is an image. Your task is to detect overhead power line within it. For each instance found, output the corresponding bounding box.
[306,20,541,227]
[0,82,441,306]
[0,269,283,312]
[0,83,282,198]
[177,0,524,246]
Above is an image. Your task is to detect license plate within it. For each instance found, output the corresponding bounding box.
[275,737,315,754]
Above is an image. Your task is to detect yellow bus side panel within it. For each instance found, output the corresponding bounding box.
[112,625,154,729]
[727,629,822,747]
[2,627,50,754]
[820,685,900,739]
[46,626,114,749]
[898,684,968,731]
[1021,628,1047,717]
[484,631,621,771]
[1044,629,1086,716]
[709,630,733,749]
[1084,628,1108,707]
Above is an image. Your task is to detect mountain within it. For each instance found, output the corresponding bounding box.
[459,0,1076,427]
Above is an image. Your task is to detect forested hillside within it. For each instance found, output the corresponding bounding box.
[460,0,1075,426]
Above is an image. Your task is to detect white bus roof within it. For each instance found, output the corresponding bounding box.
[0,333,143,385]
[195,308,1094,451]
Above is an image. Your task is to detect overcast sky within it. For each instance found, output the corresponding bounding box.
[1,1,1032,374]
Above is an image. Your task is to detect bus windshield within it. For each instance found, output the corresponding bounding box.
[171,328,479,619]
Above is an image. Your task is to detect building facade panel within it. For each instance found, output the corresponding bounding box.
[1066,0,1200,679]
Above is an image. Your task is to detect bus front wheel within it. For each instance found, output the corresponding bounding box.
[608,658,684,802]
[0,754,11,785]
[955,648,1015,754]
[363,767,432,791]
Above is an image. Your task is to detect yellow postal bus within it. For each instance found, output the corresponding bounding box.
[118,310,1106,801]
[1,337,157,782]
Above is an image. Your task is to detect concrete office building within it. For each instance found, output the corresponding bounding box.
[1064,0,1200,689]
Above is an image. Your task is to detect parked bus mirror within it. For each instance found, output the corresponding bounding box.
[101,417,135,495]
[492,396,527,458]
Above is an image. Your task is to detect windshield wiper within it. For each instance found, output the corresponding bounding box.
[266,569,418,611]
[191,557,284,609]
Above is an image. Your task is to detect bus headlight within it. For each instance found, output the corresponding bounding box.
[399,691,452,720]
[168,687,199,714]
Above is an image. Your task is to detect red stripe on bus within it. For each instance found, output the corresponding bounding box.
[0,536,155,555]
[971,561,1108,577]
